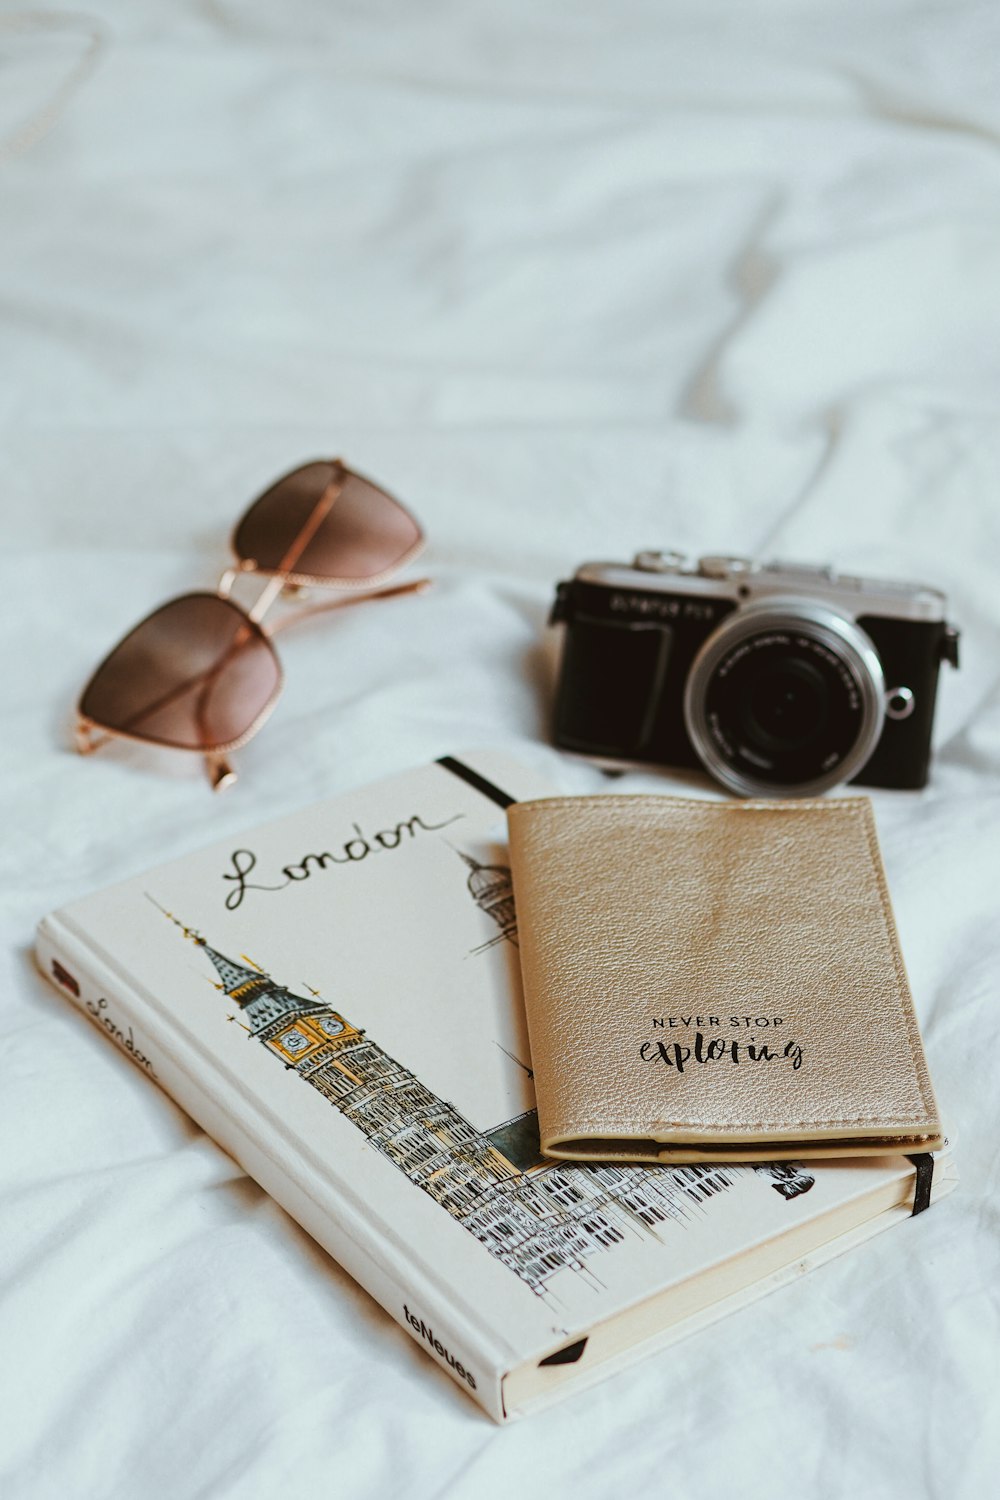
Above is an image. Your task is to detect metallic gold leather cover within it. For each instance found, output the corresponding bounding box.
[507,795,942,1164]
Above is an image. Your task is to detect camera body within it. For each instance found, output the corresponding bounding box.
[550,552,959,797]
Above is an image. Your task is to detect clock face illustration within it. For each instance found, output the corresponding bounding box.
[282,1029,309,1054]
[320,1017,345,1037]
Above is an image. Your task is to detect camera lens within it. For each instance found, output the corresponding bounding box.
[684,602,885,797]
[743,658,829,754]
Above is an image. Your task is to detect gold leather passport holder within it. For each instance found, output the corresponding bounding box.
[507,795,942,1165]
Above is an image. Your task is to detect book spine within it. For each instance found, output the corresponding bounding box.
[35,917,507,1423]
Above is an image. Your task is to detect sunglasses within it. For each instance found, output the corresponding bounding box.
[76,459,430,790]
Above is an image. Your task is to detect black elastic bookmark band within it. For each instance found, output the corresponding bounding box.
[436,756,516,810]
[906,1153,935,1217]
[538,1337,588,1367]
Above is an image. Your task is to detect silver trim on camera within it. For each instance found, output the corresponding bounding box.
[683,599,887,798]
[577,553,948,624]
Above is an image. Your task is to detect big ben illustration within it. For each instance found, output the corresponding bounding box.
[162,908,811,1296]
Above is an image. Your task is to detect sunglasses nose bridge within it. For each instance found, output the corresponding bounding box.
[217,561,259,600]
[217,566,238,599]
[217,565,296,633]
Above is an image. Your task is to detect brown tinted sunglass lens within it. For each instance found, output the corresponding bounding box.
[233,461,422,584]
[80,594,281,751]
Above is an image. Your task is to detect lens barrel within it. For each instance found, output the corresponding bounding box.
[683,600,886,797]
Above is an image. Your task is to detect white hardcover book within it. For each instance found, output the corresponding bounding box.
[35,751,955,1422]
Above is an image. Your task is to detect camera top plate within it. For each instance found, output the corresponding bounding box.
[575,552,949,625]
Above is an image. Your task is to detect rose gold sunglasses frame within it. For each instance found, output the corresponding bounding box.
[75,459,431,790]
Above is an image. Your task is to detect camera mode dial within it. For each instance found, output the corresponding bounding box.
[632,549,688,574]
[697,556,758,580]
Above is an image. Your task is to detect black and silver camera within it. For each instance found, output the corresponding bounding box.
[550,551,960,797]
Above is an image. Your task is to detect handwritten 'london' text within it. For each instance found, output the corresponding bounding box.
[222,811,464,910]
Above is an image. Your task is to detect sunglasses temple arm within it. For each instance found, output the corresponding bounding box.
[266,576,433,636]
[205,754,237,792]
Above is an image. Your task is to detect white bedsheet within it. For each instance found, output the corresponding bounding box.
[3,2,999,1495]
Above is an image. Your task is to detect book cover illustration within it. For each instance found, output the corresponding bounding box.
[148,898,813,1302]
[49,756,899,1358]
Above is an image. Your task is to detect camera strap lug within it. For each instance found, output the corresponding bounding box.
[549,581,572,626]
[939,625,960,669]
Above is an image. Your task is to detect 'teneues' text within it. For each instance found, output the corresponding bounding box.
[403,1305,477,1388]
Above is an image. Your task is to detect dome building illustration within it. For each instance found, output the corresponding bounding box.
[458,850,518,947]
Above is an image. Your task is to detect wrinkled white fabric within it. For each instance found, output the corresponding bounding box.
[2,2,999,1496]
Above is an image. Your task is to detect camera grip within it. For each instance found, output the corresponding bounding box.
[554,615,673,757]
